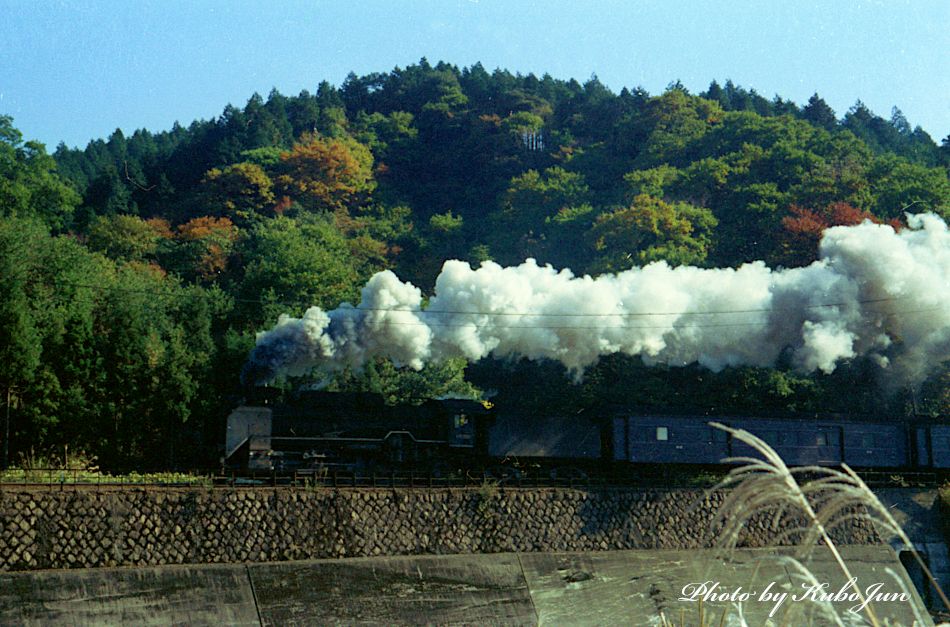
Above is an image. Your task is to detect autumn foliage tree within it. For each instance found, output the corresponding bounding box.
[167,216,239,282]
[274,132,375,214]
[778,202,902,266]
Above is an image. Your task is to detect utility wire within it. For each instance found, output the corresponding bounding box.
[322,306,943,330]
[35,278,925,319]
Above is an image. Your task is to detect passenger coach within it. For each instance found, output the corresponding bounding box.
[609,414,949,469]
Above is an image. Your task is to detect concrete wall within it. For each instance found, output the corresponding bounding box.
[1,548,930,626]
[0,486,879,571]
[875,489,950,613]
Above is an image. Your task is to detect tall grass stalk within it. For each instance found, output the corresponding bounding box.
[706,421,949,626]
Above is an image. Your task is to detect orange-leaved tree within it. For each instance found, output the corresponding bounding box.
[171,216,240,282]
[274,132,375,214]
[779,202,902,266]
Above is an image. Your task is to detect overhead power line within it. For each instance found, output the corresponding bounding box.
[333,307,943,330]
[314,296,902,317]
[32,278,941,327]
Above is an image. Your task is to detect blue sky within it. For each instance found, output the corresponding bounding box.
[1,0,947,149]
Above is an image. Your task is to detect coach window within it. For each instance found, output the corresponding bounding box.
[817,432,830,446]
[710,428,728,443]
[656,426,669,441]
[861,434,874,448]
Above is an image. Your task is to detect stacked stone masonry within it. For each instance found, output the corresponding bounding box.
[0,487,879,571]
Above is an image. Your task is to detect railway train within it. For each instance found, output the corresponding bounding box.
[224,388,950,473]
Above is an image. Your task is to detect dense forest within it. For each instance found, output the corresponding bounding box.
[2,60,948,469]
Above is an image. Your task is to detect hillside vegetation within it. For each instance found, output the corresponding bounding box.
[1,60,948,469]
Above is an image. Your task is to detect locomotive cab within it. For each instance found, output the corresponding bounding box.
[224,405,273,470]
[442,401,483,448]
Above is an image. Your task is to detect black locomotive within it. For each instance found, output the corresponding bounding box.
[224,389,950,473]
[225,389,493,472]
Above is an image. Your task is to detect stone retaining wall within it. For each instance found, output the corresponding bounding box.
[0,487,880,571]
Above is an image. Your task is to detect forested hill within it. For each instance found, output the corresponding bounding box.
[52,63,950,277]
[2,59,949,469]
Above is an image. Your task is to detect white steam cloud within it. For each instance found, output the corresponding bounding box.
[243,214,950,386]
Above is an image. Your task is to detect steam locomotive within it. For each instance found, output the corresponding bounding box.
[224,389,950,473]
[225,389,491,472]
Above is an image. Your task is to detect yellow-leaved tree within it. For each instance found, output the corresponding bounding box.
[274,132,375,214]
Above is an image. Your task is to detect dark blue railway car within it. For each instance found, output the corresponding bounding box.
[916,424,950,469]
[727,418,844,466]
[612,414,909,468]
[932,426,950,468]
[612,415,730,464]
[840,422,907,468]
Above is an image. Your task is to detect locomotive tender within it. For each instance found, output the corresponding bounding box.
[225,389,950,472]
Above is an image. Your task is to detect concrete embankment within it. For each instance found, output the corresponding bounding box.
[0,547,931,626]
[874,488,950,614]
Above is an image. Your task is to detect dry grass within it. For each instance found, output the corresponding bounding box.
[673,421,949,626]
